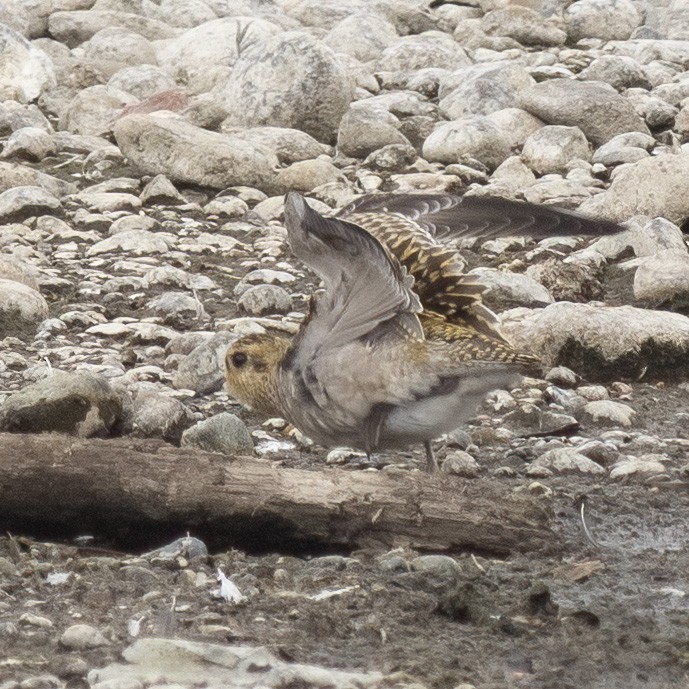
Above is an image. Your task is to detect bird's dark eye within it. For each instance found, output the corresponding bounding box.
[230,352,248,368]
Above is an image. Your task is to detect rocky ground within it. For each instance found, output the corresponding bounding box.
[2,0,689,687]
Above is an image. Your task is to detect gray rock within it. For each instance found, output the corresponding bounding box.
[89,638,391,688]
[610,455,667,480]
[149,291,208,327]
[0,255,38,292]
[591,131,655,166]
[545,366,579,388]
[504,406,580,437]
[486,108,544,150]
[441,450,480,477]
[410,554,461,578]
[87,230,173,256]
[48,10,178,47]
[140,174,184,205]
[155,17,279,90]
[203,196,249,218]
[129,390,192,442]
[531,448,605,475]
[108,64,177,100]
[0,24,55,102]
[324,12,398,62]
[114,114,280,193]
[491,156,537,190]
[468,267,554,310]
[59,624,110,650]
[0,278,48,338]
[581,400,636,427]
[238,285,292,317]
[82,26,157,75]
[625,89,678,129]
[1,127,56,161]
[519,79,649,146]
[422,116,511,170]
[76,191,142,213]
[564,0,641,42]
[144,535,208,561]
[502,302,689,380]
[579,153,689,225]
[633,250,689,306]
[1,372,122,437]
[222,127,329,165]
[521,125,590,175]
[578,55,650,91]
[363,143,417,172]
[59,84,137,136]
[172,331,237,394]
[275,157,343,193]
[337,104,410,159]
[586,217,687,260]
[482,6,566,46]
[375,31,471,72]
[0,101,51,135]
[0,186,60,221]
[181,412,253,455]
[234,269,296,296]
[220,31,355,144]
[439,63,536,120]
[0,161,75,197]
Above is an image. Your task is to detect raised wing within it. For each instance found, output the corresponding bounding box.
[283,193,423,369]
[337,193,624,241]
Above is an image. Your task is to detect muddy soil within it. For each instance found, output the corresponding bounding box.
[2,420,689,689]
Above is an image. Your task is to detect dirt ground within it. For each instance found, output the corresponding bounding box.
[2,402,689,689]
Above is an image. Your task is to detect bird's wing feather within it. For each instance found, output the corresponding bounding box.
[337,193,624,240]
[283,193,423,371]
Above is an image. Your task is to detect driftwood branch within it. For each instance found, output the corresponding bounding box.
[0,433,559,554]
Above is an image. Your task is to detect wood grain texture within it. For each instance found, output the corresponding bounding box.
[0,433,559,554]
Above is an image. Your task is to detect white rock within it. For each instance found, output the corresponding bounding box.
[220,31,355,144]
[486,107,544,149]
[1,126,56,161]
[221,126,329,165]
[532,448,605,474]
[0,24,55,102]
[375,30,471,72]
[482,5,566,46]
[610,455,667,480]
[87,230,174,256]
[422,116,511,170]
[501,302,689,379]
[519,78,649,146]
[114,114,280,193]
[582,400,636,427]
[468,267,554,310]
[579,153,689,225]
[59,85,137,136]
[0,185,60,221]
[155,17,280,89]
[0,278,48,337]
[633,250,689,305]
[324,12,398,62]
[522,125,591,175]
[564,0,641,42]
[439,63,535,120]
[59,624,110,650]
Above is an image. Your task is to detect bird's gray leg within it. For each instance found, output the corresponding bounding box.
[424,440,438,473]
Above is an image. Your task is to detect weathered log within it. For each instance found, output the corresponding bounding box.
[0,433,559,554]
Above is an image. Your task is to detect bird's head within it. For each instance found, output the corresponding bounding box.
[225,333,291,418]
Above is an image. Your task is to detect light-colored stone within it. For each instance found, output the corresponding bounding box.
[1,372,122,437]
[532,448,605,474]
[220,31,355,144]
[521,125,590,175]
[564,0,641,42]
[502,302,689,379]
[59,624,110,650]
[0,185,60,220]
[114,114,280,193]
[422,116,511,170]
[582,400,636,427]
[579,153,689,225]
[181,412,253,455]
[468,267,553,310]
[520,79,649,146]
[633,250,689,306]
[0,24,55,102]
[482,5,566,46]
